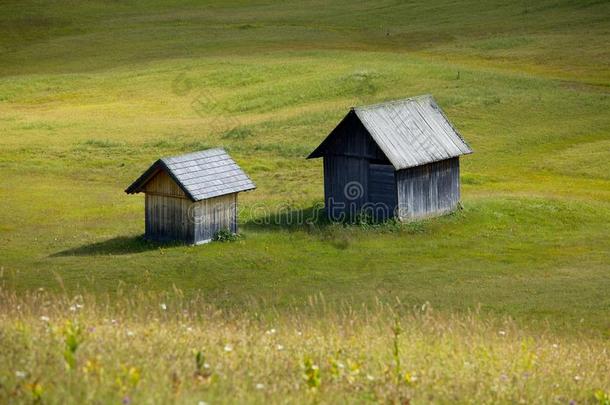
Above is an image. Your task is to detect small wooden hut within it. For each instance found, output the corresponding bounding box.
[308,95,472,221]
[125,148,255,244]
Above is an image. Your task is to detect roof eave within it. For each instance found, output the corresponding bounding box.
[307,109,356,159]
[124,159,163,195]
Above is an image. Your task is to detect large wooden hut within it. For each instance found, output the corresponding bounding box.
[308,95,472,221]
[125,148,255,244]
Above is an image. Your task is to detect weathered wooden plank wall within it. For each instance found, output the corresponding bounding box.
[144,170,193,242]
[192,193,237,243]
[145,193,193,242]
[144,170,186,198]
[395,157,460,220]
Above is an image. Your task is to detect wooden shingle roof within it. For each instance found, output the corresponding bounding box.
[308,95,472,170]
[125,148,255,201]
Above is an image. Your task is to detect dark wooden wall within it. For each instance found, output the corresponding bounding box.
[367,163,397,220]
[395,157,460,220]
[321,112,394,220]
[323,155,368,221]
[317,111,389,162]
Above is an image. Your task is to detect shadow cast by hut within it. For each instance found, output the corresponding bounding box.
[50,235,178,257]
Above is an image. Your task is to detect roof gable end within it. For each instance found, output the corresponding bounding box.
[126,148,256,201]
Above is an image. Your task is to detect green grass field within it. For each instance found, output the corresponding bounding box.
[1,1,609,402]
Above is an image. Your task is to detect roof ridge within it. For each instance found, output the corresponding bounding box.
[352,94,433,111]
[161,147,227,162]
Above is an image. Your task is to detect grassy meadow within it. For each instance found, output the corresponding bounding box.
[1,290,609,404]
[1,0,609,402]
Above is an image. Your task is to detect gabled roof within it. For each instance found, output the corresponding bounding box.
[308,95,472,170]
[125,148,255,201]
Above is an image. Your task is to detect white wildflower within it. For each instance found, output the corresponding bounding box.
[266,328,276,335]
[573,375,582,382]
[126,330,135,337]
[69,305,77,312]
[276,344,284,351]
[40,316,50,322]
[160,303,167,311]
[15,371,27,378]
[255,383,265,390]
[198,401,208,405]
[366,374,375,381]
[224,344,233,352]
[552,344,559,349]
[498,330,506,336]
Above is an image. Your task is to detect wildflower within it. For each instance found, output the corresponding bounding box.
[198,401,209,405]
[266,328,276,335]
[69,305,77,312]
[552,343,559,349]
[224,344,233,352]
[126,330,135,337]
[40,316,50,322]
[111,319,117,325]
[15,371,27,378]
[404,371,418,385]
[498,330,506,336]
[276,344,284,351]
[186,327,193,332]
[573,375,582,382]
[255,383,265,390]
[160,303,167,311]
[366,374,375,381]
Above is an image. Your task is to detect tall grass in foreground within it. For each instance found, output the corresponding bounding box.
[0,289,608,404]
